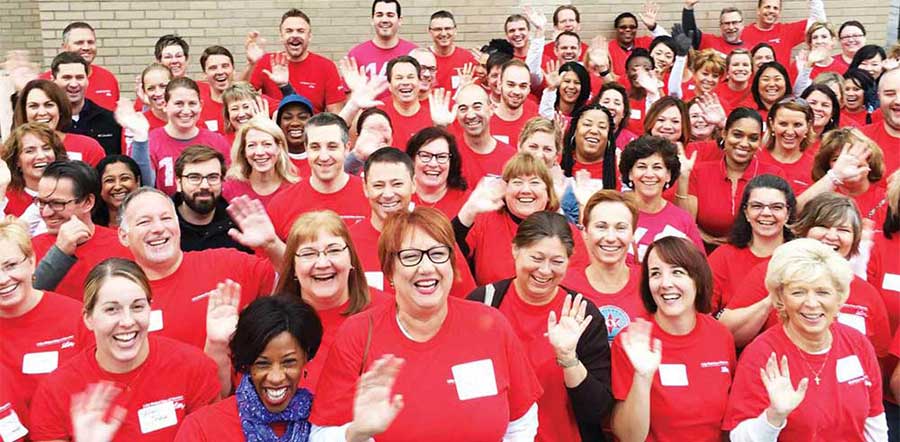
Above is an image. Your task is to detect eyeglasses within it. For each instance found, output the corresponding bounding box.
[840,34,864,40]
[746,202,788,213]
[420,66,438,74]
[295,244,349,262]
[180,173,222,185]
[33,197,79,212]
[0,257,27,275]
[396,245,451,267]
[416,151,451,164]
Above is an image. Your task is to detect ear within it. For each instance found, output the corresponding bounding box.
[117,225,129,248]
[175,179,182,194]
[82,194,96,213]
[82,310,94,332]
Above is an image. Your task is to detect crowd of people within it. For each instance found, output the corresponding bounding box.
[0,0,899,441]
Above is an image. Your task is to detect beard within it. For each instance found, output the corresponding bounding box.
[183,190,217,215]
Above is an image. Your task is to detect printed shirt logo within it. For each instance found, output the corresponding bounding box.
[599,305,631,340]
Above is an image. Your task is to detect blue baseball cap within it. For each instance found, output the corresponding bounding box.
[276,94,314,122]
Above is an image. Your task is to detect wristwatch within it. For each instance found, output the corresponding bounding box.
[556,356,580,368]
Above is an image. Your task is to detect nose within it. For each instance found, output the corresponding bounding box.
[266,364,288,384]
[39,202,55,217]
[119,308,137,327]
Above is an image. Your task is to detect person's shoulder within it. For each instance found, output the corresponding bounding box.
[832,322,878,354]
[150,335,215,366]
[696,313,734,342]
[90,64,117,79]
[739,323,782,357]
[306,51,336,65]
[41,290,85,311]
[449,296,510,327]
[348,40,374,54]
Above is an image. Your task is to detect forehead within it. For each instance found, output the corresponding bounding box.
[627,57,652,68]
[502,65,530,81]
[754,47,774,57]
[748,187,787,201]
[66,28,95,42]
[506,20,528,31]
[419,137,449,152]
[205,54,232,66]
[412,52,436,65]
[306,124,344,142]
[183,158,223,173]
[391,62,418,76]
[840,25,863,35]
[38,176,75,197]
[557,9,578,21]
[600,89,624,101]
[456,86,488,105]
[721,11,742,21]
[101,162,133,176]
[169,87,199,100]
[26,88,52,102]
[160,44,184,55]
[280,103,312,116]
[374,2,398,14]
[558,35,580,46]
[590,200,632,221]
[760,67,784,78]
[367,161,412,181]
[582,109,610,122]
[430,17,454,27]
[881,70,900,91]
[57,63,87,75]
[20,132,48,147]
[759,0,780,7]
[524,131,555,144]
[281,16,310,30]
[245,128,276,142]
[617,16,637,26]
[126,192,175,218]
[96,277,148,303]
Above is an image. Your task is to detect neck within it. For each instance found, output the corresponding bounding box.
[96,338,150,374]
[495,102,523,121]
[108,207,120,227]
[574,150,604,164]
[654,311,697,336]
[373,36,400,49]
[559,100,575,115]
[209,87,225,103]
[393,98,420,116]
[164,124,199,139]
[251,170,282,193]
[178,202,215,225]
[465,132,496,153]
[514,45,528,58]
[840,177,870,196]
[750,233,783,256]
[725,155,750,175]
[311,173,349,194]
[0,289,43,318]
[784,323,832,353]
[637,194,666,213]
[396,303,448,342]
[772,145,803,163]
[416,184,448,203]
[71,100,85,115]
[24,176,40,190]
[432,44,454,57]
[287,142,306,155]
[756,20,776,31]
[301,288,349,311]
[286,51,309,63]
[151,107,167,121]
[140,253,183,280]
[586,261,630,291]
[728,79,748,90]
[513,277,556,306]
[884,121,900,138]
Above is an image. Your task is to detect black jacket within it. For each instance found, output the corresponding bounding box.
[67,98,122,155]
[468,278,613,442]
[173,194,252,254]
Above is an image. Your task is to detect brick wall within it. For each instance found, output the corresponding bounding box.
[17,0,900,94]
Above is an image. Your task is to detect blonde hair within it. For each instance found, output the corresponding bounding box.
[502,152,560,212]
[83,258,152,314]
[0,216,33,257]
[221,82,260,133]
[765,238,852,322]
[691,49,726,76]
[227,115,298,184]
[518,117,561,153]
[805,21,836,45]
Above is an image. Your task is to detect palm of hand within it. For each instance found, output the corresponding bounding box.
[206,303,238,342]
[548,316,581,353]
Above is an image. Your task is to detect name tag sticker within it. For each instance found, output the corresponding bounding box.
[149,310,164,332]
[364,272,384,291]
[451,359,498,400]
[630,109,642,120]
[451,76,460,89]
[492,135,510,145]
[835,355,864,383]
[68,152,84,162]
[0,410,28,442]
[658,363,689,386]
[137,400,178,434]
[837,312,866,334]
[883,273,900,292]
[22,351,58,374]
[204,120,218,132]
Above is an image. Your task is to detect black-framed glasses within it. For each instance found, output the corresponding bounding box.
[416,151,451,164]
[396,245,451,267]
[295,244,349,262]
[180,173,222,185]
[33,197,80,212]
[746,202,788,213]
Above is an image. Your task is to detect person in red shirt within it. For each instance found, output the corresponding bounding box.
[29,258,220,442]
[749,61,792,121]
[561,103,619,189]
[346,0,418,95]
[175,295,322,442]
[468,211,613,442]
[808,128,886,219]
[715,49,755,113]
[491,60,539,148]
[198,45,238,134]
[0,364,29,442]
[758,97,818,194]
[723,238,887,441]
[0,217,89,416]
[594,82,640,148]
[611,236,736,442]
[245,9,346,113]
[377,56,432,149]
[539,60,591,122]
[43,22,119,111]
[867,170,900,332]
[624,49,663,132]
[861,67,900,178]
[409,48,438,103]
[841,68,876,128]
[739,0,826,65]
[801,83,841,143]
[608,7,670,78]
[266,113,371,240]
[837,21,868,67]
[454,84,517,185]
[223,115,299,205]
[504,14,532,61]
[406,127,470,219]
[540,6,589,63]
[708,174,795,313]
[31,161,131,301]
[309,207,543,441]
[644,96,722,166]
[129,35,193,113]
[681,1,748,56]
[138,63,171,131]
[275,94,315,177]
[802,22,849,82]
[750,42,776,72]
[427,10,477,92]
[564,190,649,341]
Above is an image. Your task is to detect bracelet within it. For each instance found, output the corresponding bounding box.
[556,357,580,368]
[826,169,843,186]
[674,193,691,200]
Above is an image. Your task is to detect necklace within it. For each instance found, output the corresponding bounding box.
[787,327,832,385]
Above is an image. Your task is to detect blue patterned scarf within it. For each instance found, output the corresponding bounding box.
[236,374,313,442]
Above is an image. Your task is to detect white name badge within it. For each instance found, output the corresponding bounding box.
[451,359,498,401]
[883,273,900,292]
[630,109,642,120]
[835,355,864,383]
[149,310,164,332]
[364,272,384,291]
[21,351,58,374]
[492,135,510,145]
[837,312,866,334]
[658,363,689,386]
[451,75,461,89]
[0,409,28,442]
[204,120,218,132]
[655,224,689,242]
[68,152,84,162]
[137,400,178,434]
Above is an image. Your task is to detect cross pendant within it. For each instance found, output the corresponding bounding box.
[814,375,821,385]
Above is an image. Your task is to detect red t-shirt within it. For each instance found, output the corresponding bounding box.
[708,244,771,312]
[722,324,883,441]
[378,100,432,150]
[433,47,478,91]
[688,157,784,238]
[222,179,290,206]
[62,133,106,166]
[250,52,346,112]
[699,34,750,57]
[43,64,120,111]
[809,56,850,80]
[740,21,808,67]
[867,232,900,333]
[715,82,754,115]
[148,249,275,349]
[756,147,816,194]
[0,292,89,411]
[612,314,736,442]
[839,184,886,220]
[454,133,517,186]
[29,336,219,442]
[841,108,870,129]
[309,297,543,441]
[411,187,470,220]
[148,127,231,195]
[632,202,706,264]
[860,122,899,178]
[497,286,582,442]
[288,153,311,179]
[143,110,167,130]
[563,265,648,340]
[728,260,892,357]
[608,37,654,78]
[266,176,369,241]
[571,158,622,189]
[628,97,648,134]
[3,189,34,217]
[173,395,243,442]
[489,100,539,148]
[31,225,132,301]
[0,363,30,442]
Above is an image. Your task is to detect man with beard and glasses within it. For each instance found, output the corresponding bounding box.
[245,8,346,112]
[172,145,250,253]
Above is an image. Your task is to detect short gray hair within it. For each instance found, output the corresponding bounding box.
[117,187,176,232]
[765,238,853,322]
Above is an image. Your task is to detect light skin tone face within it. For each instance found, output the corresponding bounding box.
[486,66,503,97]
[119,192,182,268]
[84,276,151,373]
[204,54,234,94]
[752,48,775,70]
[555,9,580,32]
[142,69,170,112]
[392,227,454,315]
[513,237,569,302]
[756,0,781,28]
[456,86,492,137]
[411,52,437,94]
[650,106,683,143]
[584,201,634,265]
[0,240,35,315]
[177,159,223,215]
[575,109,610,163]
[727,54,752,84]
[805,91,833,130]
[809,27,835,51]
[694,67,721,94]
[281,16,312,61]
[519,131,558,168]
[719,11,744,43]
[647,250,697,320]
[16,133,56,189]
[278,104,312,148]
[244,129,280,175]
[501,66,531,110]
[838,25,866,55]
[757,68,787,106]
[744,187,788,240]
[251,332,307,413]
[771,108,810,152]
[54,63,88,106]
[650,45,675,73]
[807,220,855,258]
[859,55,884,80]
[505,174,549,219]
[615,17,638,46]
[555,35,582,63]
[165,87,202,131]
[779,279,842,341]
[63,28,97,64]
[598,90,625,126]
[880,69,900,131]
[364,162,415,222]
[25,89,61,130]
[37,176,92,235]
[295,232,352,306]
[359,114,393,146]
[429,17,456,50]
[226,98,256,131]
[159,45,187,77]
[689,103,713,139]
[629,152,671,200]
[100,162,138,210]
[372,2,401,41]
[306,125,347,183]
[723,117,762,166]
[389,62,419,104]
[414,138,451,191]
[505,20,529,50]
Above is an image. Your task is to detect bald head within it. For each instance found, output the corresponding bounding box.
[879,67,900,131]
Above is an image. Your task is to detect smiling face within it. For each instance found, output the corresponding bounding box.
[364,161,414,223]
[519,131,558,169]
[159,44,187,77]
[500,65,531,110]
[37,176,92,235]
[250,331,306,413]
[505,174,549,219]
[757,67,787,106]
[723,117,762,166]
[280,16,311,61]
[779,280,842,340]
[647,248,697,320]
[745,187,789,240]
[165,86,201,131]
[598,89,626,126]
[694,67,721,94]
[372,1,401,40]
[25,89,61,130]
[244,128,280,175]
[688,103,713,140]
[513,236,569,301]
[119,192,182,268]
[805,90,833,130]
[584,201,634,265]
[278,103,312,148]
[650,44,675,73]
[100,162,138,211]
[809,27,834,51]
[629,152,671,200]
[429,17,456,50]
[84,276,151,373]
[227,98,256,131]
[455,85,492,137]
[53,63,88,106]
[719,11,744,43]
[142,69,170,113]
[771,107,809,152]
[756,0,781,27]
[505,19,529,50]
[859,54,884,80]
[558,70,583,105]
[650,105,683,143]
[556,9,580,32]
[752,48,775,70]
[806,219,854,258]
[615,17,638,46]
[294,232,352,306]
[306,124,347,183]
[412,51,437,95]
[16,133,56,189]
[843,78,864,111]
[414,138,451,190]
[63,28,97,64]
[575,109,610,163]
[389,62,419,105]
[626,56,653,88]
[727,53,753,83]
[0,240,35,314]
[838,25,866,55]
[555,35,582,63]
[204,54,234,94]
[392,227,454,315]
[880,69,900,132]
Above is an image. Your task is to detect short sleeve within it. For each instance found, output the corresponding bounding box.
[860,338,884,417]
[309,314,370,426]
[174,412,209,442]
[726,261,769,309]
[610,332,636,401]
[721,340,772,430]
